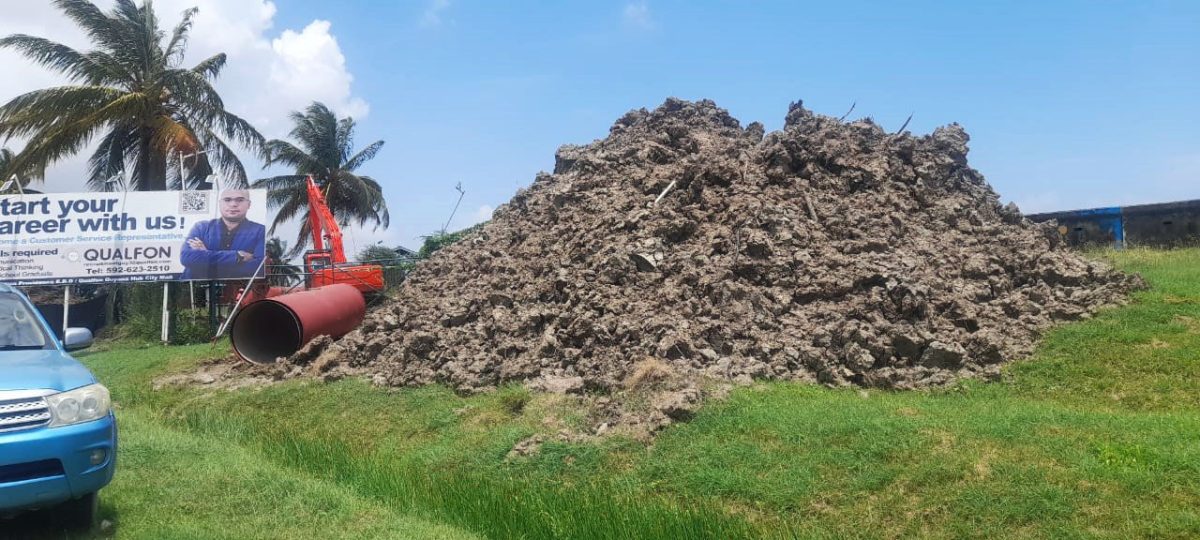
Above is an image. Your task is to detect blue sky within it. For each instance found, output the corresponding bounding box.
[4,1,1198,252]
[275,0,1199,249]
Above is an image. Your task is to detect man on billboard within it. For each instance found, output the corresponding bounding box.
[179,188,265,280]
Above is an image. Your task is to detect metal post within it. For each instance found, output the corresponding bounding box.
[215,257,267,339]
[189,282,195,309]
[62,285,70,337]
[161,282,170,343]
[1117,213,1127,250]
[208,281,219,336]
[178,150,208,190]
[441,182,466,234]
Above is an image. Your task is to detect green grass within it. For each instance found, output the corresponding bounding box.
[104,411,474,539]
[18,247,1200,539]
[6,401,476,539]
[69,348,766,540]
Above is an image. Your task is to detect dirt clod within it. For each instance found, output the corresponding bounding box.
[652,387,703,421]
[506,435,545,459]
[282,98,1143,427]
[528,375,585,395]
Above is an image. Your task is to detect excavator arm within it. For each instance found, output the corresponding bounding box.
[306,174,347,264]
[301,175,385,294]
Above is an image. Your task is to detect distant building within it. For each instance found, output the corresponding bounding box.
[1028,199,1200,248]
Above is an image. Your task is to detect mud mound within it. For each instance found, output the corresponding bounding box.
[311,98,1142,393]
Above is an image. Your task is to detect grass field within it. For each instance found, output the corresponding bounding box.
[6,248,1200,539]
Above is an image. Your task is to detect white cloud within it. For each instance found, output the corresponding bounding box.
[0,0,369,191]
[421,0,451,28]
[622,2,654,30]
[265,21,369,128]
[472,204,494,224]
[153,0,368,137]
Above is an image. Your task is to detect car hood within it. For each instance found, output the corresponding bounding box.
[0,349,96,392]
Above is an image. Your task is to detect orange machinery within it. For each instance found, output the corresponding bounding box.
[225,174,384,307]
[301,174,385,293]
[225,175,384,362]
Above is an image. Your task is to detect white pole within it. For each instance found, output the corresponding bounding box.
[178,150,208,190]
[161,282,170,343]
[651,180,678,207]
[62,286,70,335]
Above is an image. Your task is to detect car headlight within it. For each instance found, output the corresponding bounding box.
[46,384,111,427]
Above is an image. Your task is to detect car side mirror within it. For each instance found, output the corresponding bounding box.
[63,328,94,351]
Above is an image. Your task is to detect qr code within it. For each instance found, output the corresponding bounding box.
[179,191,209,214]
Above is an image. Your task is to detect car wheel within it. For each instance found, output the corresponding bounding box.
[60,491,98,531]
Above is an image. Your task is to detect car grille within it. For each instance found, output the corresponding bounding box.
[0,396,52,433]
[0,459,64,484]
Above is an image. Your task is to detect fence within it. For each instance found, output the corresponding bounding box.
[1028,199,1200,249]
[23,258,419,344]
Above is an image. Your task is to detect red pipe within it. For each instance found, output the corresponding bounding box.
[230,284,365,365]
[234,286,291,307]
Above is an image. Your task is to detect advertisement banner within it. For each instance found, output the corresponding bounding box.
[0,189,269,285]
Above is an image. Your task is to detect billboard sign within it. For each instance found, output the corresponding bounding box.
[0,189,268,285]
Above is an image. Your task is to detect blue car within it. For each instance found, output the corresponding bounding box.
[0,283,115,530]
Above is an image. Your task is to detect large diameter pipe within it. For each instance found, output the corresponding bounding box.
[235,285,292,307]
[230,284,366,365]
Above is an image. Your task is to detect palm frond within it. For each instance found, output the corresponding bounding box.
[53,0,127,52]
[336,116,355,163]
[0,35,108,83]
[8,120,107,182]
[163,6,198,64]
[342,140,384,172]
[0,86,127,139]
[193,125,249,187]
[0,146,47,186]
[161,67,226,113]
[211,108,265,154]
[191,52,226,79]
[263,140,321,171]
[288,219,314,259]
[268,189,309,235]
[251,174,306,193]
[290,102,339,165]
[358,175,390,229]
[10,91,149,179]
[86,124,135,191]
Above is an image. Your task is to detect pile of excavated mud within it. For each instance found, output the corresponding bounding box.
[299,98,1143,395]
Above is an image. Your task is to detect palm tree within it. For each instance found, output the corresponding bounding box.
[265,237,302,287]
[0,146,46,189]
[252,102,388,257]
[0,0,263,191]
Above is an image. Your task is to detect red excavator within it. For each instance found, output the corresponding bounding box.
[301,174,385,293]
[227,175,384,364]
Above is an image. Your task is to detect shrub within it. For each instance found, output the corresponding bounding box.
[108,283,215,344]
[418,222,486,258]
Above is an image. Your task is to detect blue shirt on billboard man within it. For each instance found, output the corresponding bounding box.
[179,189,265,280]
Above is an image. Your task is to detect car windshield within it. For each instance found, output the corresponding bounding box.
[0,292,51,350]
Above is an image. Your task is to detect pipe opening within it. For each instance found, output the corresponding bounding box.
[231,300,303,364]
